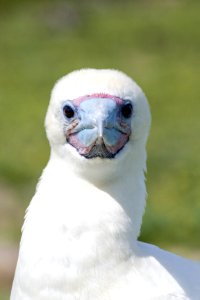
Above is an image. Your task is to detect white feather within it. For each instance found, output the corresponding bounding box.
[11,69,200,300]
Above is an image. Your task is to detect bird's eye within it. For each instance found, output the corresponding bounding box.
[63,105,75,119]
[121,102,133,119]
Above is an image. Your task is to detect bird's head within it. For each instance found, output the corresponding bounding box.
[45,69,151,181]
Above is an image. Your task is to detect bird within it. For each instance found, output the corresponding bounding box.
[11,69,200,300]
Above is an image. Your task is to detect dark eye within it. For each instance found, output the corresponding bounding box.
[121,102,133,119]
[63,105,75,119]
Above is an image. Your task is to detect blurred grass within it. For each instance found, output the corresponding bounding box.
[0,0,200,251]
[0,1,200,298]
[0,290,9,300]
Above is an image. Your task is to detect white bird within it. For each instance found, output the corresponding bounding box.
[11,69,200,300]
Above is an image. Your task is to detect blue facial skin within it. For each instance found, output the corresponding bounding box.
[63,97,132,158]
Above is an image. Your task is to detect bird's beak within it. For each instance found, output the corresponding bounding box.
[65,96,132,159]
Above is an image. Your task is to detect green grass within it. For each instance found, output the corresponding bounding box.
[0,290,10,300]
[0,0,200,248]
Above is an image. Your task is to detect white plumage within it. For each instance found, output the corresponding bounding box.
[11,69,200,300]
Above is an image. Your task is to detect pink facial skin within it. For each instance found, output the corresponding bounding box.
[64,94,132,158]
[72,93,124,106]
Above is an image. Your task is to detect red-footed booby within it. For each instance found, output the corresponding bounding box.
[11,69,200,300]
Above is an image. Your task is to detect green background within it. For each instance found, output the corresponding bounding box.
[0,0,200,298]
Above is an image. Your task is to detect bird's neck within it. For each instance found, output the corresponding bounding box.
[39,150,146,244]
[21,152,146,295]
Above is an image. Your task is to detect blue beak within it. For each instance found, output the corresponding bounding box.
[63,95,132,158]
